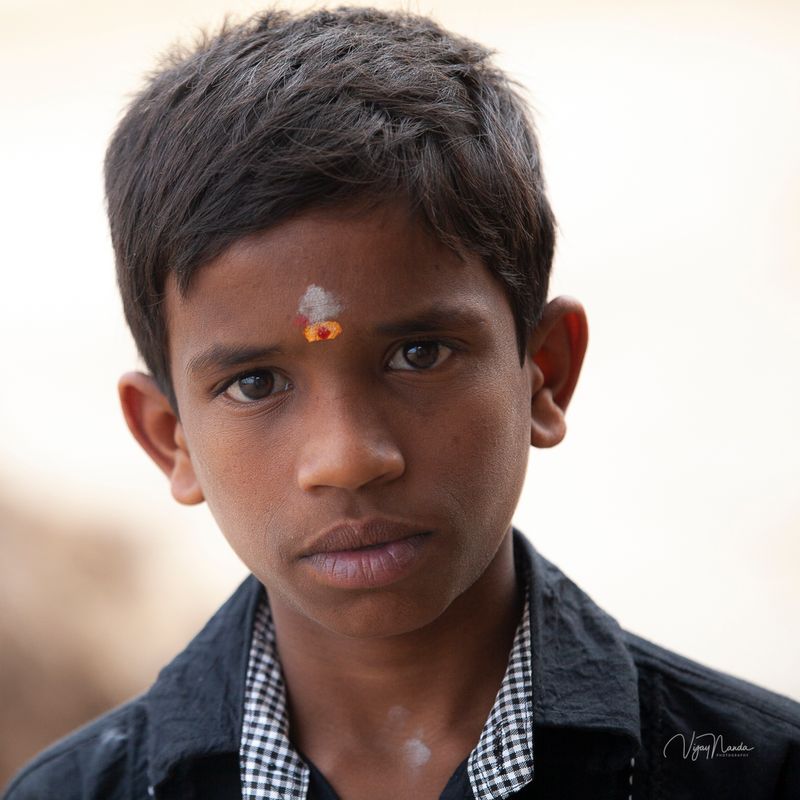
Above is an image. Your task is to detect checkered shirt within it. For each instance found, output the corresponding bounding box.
[240,564,533,799]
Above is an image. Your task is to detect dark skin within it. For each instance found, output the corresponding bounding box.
[119,201,587,799]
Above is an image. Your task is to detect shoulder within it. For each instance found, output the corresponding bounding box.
[624,629,800,736]
[3,574,261,800]
[2,697,148,800]
[623,629,800,797]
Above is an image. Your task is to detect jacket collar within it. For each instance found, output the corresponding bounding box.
[145,530,641,787]
[516,532,642,768]
[145,573,260,789]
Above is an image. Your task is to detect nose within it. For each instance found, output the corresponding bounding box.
[296,389,406,492]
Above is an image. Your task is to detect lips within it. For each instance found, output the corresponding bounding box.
[299,518,432,589]
[300,518,426,557]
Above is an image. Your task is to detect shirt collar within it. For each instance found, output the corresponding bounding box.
[466,548,534,798]
[144,530,641,789]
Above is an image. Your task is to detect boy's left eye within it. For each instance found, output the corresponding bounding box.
[387,341,453,371]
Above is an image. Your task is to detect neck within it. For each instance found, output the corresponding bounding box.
[268,530,523,767]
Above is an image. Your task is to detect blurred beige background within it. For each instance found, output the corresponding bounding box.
[1,0,798,783]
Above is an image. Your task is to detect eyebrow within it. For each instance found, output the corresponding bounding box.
[186,343,284,378]
[373,305,487,337]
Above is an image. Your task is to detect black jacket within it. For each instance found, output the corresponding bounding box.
[4,532,800,799]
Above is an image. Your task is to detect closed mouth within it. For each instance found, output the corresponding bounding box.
[301,518,428,558]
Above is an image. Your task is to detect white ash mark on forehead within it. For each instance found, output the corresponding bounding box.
[298,284,343,324]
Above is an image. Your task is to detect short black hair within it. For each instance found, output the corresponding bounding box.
[105,6,556,411]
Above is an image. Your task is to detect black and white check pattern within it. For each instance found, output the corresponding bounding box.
[240,600,309,800]
[240,563,533,799]
[467,564,533,798]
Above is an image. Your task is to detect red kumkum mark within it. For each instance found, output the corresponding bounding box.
[303,320,342,342]
[294,314,309,328]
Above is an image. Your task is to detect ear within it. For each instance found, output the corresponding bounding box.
[118,371,204,505]
[527,296,589,449]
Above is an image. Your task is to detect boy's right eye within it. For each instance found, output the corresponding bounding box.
[220,370,292,403]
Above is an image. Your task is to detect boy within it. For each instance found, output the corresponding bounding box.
[4,6,799,799]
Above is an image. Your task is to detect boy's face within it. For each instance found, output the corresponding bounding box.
[159,202,541,638]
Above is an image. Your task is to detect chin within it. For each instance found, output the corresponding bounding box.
[303,589,456,640]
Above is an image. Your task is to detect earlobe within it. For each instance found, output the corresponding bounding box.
[527,296,589,449]
[118,372,205,505]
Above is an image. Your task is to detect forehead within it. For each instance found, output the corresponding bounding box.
[165,202,513,369]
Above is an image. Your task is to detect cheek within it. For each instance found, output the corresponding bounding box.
[424,373,531,520]
[184,416,295,563]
